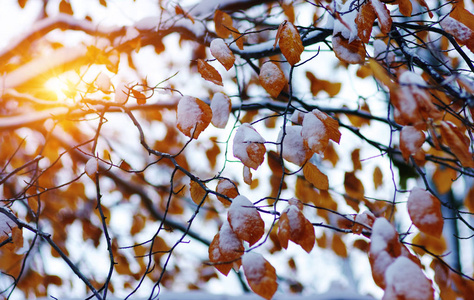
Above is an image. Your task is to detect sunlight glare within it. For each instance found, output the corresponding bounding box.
[44,77,73,102]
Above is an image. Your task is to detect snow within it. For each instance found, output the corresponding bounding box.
[400,126,424,153]
[370,218,396,254]
[332,35,364,64]
[301,112,327,153]
[371,0,390,30]
[233,123,266,167]
[85,157,98,178]
[114,82,130,104]
[96,73,111,93]
[384,257,434,300]
[211,38,231,59]
[399,71,427,87]
[218,220,242,253]
[0,212,16,239]
[242,252,265,280]
[277,125,308,166]
[440,16,473,42]
[407,187,439,226]
[332,0,358,43]
[228,195,256,232]
[176,96,205,133]
[211,92,231,128]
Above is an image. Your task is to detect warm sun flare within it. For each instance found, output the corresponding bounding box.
[44,76,72,101]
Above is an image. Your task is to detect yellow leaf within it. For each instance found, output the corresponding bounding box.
[259,62,287,98]
[197,59,223,86]
[278,21,304,66]
[303,162,329,190]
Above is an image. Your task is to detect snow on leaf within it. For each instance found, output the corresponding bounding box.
[301,111,328,154]
[277,125,310,166]
[95,72,111,92]
[0,213,17,242]
[233,123,266,170]
[369,218,402,288]
[242,252,278,300]
[303,162,329,190]
[216,179,239,206]
[85,157,98,178]
[227,195,264,246]
[371,0,392,35]
[278,21,304,66]
[210,92,231,128]
[278,198,315,253]
[259,62,287,98]
[332,34,366,64]
[209,220,244,276]
[400,126,425,161]
[176,95,212,139]
[407,187,444,238]
[114,82,129,104]
[210,39,235,71]
[197,59,223,86]
[243,166,253,185]
[439,121,474,168]
[441,16,474,53]
[355,2,376,43]
[383,257,435,300]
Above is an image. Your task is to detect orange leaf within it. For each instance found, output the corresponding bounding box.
[465,186,474,213]
[278,198,315,252]
[332,34,366,64]
[259,62,287,98]
[432,166,457,194]
[176,96,212,139]
[190,180,207,205]
[210,39,235,71]
[368,58,396,89]
[214,10,234,38]
[197,59,223,86]
[227,195,265,246]
[440,16,474,52]
[131,89,147,105]
[399,125,425,161]
[303,162,329,190]
[371,0,392,35]
[233,123,266,170]
[278,21,304,65]
[306,71,341,97]
[242,252,278,300]
[243,166,253,185]
[407,187,444,238]
[351,148,362,171]
[344,171,365,200]
[396,0,413,17]
[439,121,474,168]
[355,2,376,43]
[331,234,348,258]
[209,221,244,276]
[216,179,239,206]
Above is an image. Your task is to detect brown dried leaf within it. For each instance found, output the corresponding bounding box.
[279,22,304,66]
[216,179,239,206]
[373,166,383,189]
[209,221,244,276]
[400,126,425,161]
[303,162,329,190]
[190,180,207,205]
[214,10,234,38]
[176,96,212,139]
[197,59,223,86]
[332,34,366,64]
[210,39,235,71]
[227,195,265,246]
[355,2,376,43]
[439,121,474,168]
[242,253,278,300]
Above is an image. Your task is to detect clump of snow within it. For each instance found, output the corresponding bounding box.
[332,35,364,64]
[85,157,98,178]
[233,123,266,169]
[440,16,472,42]
[114,82,129,104]
[277,125,309,166]
[210,39,235,70]
[218,220,243,253]
[228,195,256,232]
[176,96,205,134]
[210,92,231,128]
[355,210,376,228]
[370,218,397,255]
[96,73,111,93]
[399,71,426,87]
[290,110,305,125]
[384,257,434,300]
[332,1,358,42]
[301,112,327,153]
[400,126,424,153]
[242,252,265,280]
[407,187,441,228]
[0,213,16,239]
